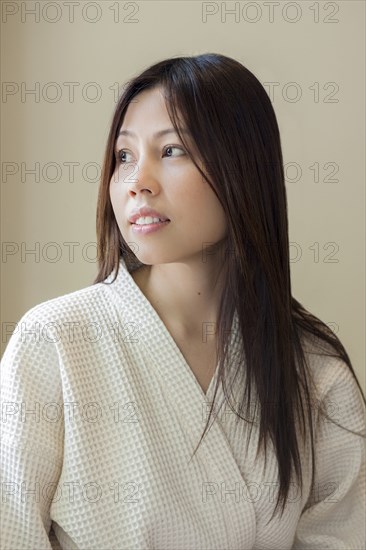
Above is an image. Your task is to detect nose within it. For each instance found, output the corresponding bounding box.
[124,156,159,197]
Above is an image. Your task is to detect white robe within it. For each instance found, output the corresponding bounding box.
[1,256,365,549]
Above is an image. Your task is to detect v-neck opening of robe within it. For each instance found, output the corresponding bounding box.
[108,255,238,400]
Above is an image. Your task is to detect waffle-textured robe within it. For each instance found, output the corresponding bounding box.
[1,256,365,549]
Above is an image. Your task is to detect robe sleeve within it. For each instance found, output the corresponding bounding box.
[292,359,366,550]
[0,306,65,550]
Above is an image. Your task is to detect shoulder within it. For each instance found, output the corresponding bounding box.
[15,282,107,326]
[299,331,355,392]
[2,260,139,359]
[3,280,122,357]
[301,339,365,435]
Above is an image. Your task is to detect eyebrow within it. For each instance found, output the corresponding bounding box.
[117,128,190,139]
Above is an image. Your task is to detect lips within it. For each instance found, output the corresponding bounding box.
[128,205,170,224]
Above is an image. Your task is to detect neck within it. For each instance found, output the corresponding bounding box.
[132,246,226,340]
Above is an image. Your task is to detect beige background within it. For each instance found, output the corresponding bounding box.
[1,1,365,391]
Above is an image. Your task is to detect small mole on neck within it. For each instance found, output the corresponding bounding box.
[198,292,201,295]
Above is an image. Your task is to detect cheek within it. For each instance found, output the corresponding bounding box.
[109,185,125,228]
[201,191,227,236]
[109,175,123,205]
[177,185,226,236]
[170,166,209,202]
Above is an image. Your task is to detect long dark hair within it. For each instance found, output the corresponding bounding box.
[93,53,366,521]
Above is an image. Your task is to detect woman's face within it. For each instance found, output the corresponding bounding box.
[110,86,227,266]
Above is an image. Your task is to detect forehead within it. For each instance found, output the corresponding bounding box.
[121,87,171,127]
[116,89,192,149]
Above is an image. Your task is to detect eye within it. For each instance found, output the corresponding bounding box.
[115,149,133,164]
[115,145,186,164]
[163,145,186,157]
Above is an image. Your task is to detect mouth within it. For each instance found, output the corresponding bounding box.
[130,216,171,226]
[130,218,171,235]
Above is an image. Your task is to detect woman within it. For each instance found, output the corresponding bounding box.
[1,53,365,549]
